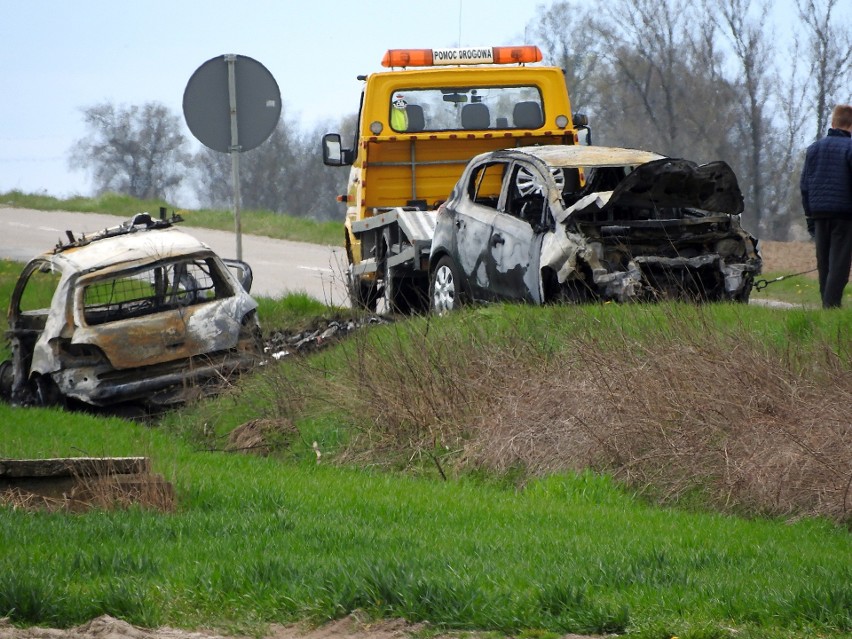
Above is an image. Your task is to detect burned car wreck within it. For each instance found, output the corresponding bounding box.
[0,213,262,412]
[429,145,761,311]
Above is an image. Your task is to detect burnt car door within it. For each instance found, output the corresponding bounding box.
[483,160,551,302]
[450,159,508,299]
[71,255,248,370]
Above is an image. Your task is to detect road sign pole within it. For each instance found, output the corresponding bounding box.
[226,54,243,261]
[184,53,279,262]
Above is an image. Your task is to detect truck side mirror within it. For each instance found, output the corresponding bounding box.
[322,133,353,166]
[572,113,592,146]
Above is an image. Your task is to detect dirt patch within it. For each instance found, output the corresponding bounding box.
[0,615,599,639]
[0,458,174,513]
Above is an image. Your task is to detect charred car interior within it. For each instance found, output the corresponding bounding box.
[0,213,262,414]
[429,145,762,311]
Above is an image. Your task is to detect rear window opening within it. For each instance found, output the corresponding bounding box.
[82,258,231,326]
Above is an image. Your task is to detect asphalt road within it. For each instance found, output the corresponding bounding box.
[0,208,349,304]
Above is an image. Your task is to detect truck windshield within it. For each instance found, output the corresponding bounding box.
[389,85,544,133]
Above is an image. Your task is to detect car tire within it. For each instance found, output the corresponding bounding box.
[430,256,464,314]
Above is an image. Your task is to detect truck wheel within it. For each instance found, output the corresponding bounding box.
[379,273,404,315]
[430,256,464,314]
[347,265,378,312]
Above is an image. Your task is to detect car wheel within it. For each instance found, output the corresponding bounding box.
[431,256,464,314]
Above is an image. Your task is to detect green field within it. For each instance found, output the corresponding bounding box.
[2,403,850,639]
[1,193,850,638]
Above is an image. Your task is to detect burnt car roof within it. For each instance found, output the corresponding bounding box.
[482,145,744,217]
[500,145,664,168]
[40,212,212,273]
[46,226,215,273]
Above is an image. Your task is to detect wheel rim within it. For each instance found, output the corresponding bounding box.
[515,166,565,197]
[432,264,456,313]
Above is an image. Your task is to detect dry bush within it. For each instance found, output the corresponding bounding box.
[471,333,851,522]
[329,315,852,523]
[226,417,298,456]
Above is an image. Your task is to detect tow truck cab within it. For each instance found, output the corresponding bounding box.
[322,45,588,283]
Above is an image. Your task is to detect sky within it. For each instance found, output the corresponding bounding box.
[0,0,544,199]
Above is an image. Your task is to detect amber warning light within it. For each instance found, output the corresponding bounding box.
[381,45,542,68]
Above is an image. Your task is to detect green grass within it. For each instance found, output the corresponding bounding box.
[750,270,839,307]
[1,405,850,638]
[1,238,850,638]
[0,190,342,246]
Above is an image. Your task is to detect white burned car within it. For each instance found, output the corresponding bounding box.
[0,213,262,412]
[429,145,762,311]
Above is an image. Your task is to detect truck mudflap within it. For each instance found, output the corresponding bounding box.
[351,207,437,276]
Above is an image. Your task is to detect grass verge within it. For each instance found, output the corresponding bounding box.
[178,301,852,524]
[0,190,341,246]
[1,404,850,639]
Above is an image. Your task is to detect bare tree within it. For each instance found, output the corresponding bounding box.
[69,102,191,200]
[528,2,602,113]
[590,0,705,155]
[560,0,741,167]
[714,0,775,236]
[796,0,852,141]
[193,113,348,221]
[766,35,813,240]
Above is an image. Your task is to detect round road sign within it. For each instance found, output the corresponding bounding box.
[183,54,281,153]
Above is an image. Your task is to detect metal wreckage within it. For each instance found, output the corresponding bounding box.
[428,145,762,311]
[0,212,262,413]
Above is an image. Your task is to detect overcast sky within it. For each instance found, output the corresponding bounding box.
[0,0,542,199]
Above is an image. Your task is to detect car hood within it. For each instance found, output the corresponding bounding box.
[564,158,744,219]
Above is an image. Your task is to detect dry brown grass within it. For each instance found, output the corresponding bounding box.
[226,417,298,456]
[317,314,851,523]
[0,460,174,513]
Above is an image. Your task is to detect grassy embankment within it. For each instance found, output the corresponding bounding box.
[1,192,850,638]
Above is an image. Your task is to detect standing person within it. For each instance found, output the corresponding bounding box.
[800,104,852,309]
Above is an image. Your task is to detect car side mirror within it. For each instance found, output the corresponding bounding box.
[223,259,254,293]
[322,133,353,166]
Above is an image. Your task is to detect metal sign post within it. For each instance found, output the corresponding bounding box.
[183,54,281,261]
[226,54,243,261]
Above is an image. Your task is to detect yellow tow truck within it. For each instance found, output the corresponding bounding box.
[322,45,588,312]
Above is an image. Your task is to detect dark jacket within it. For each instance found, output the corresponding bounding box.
[800,128,852,219]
